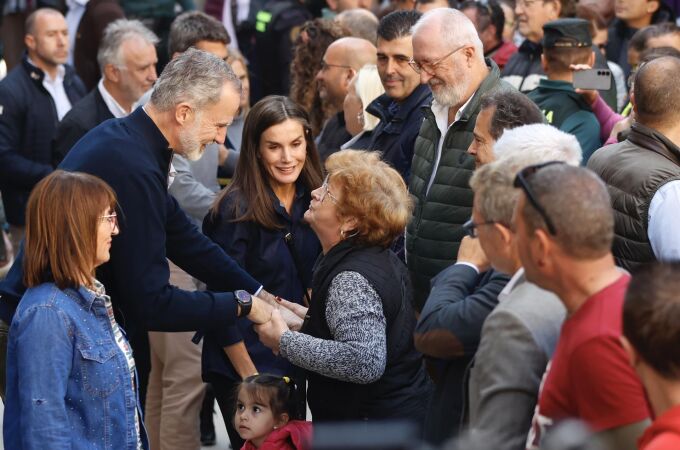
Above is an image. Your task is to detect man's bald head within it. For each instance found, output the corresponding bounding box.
[633,56,680,129]
[25,7,63,35]
[316,37,377,109]
[329,36,378,69]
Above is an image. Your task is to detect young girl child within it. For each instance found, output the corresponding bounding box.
[235,374,313,450]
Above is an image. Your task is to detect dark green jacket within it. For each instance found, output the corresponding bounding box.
[587,123,680,272]
[406,60,512,311]
[528,79,601,163]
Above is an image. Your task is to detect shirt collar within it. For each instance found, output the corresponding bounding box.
[98,78,129,118]
[431,88,477,129]
[27,56,65,84]
[498,267,525,302]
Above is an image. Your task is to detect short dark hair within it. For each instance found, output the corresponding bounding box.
[377,10,421,42]
[634,55,680,127]
[460,0,505,42]
[518,165,614,259]
[543,46,593,73]
[168,11,230,56]
[630,23,680,54]
[479,90,545,140]
[623,262,680,379]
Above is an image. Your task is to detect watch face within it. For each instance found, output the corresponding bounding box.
[235,290,251,302]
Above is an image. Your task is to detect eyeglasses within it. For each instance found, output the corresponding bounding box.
[408,44,466,75]
[462,218,497,238]
[319,61,352,72]
[319,175,339,204]
[100,212,118,229]
[513,161,564,235]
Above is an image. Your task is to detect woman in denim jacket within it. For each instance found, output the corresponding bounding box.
[3,170,147,449]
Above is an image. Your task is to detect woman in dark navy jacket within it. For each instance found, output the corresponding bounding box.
[202,95,323,447]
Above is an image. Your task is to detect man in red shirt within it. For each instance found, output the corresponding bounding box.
[512,162,650,450]
[622,263,680,450]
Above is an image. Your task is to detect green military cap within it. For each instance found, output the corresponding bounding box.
[542,18,592,49]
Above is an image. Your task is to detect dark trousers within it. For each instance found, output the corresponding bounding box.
[206,374,245,450]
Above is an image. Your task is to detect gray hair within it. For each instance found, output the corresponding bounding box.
[150,48,241,112]
[412,8,484,62]
[493,123,582,166]
[97,19,159,72]
[470,145,580,225]
[519,165,614,259]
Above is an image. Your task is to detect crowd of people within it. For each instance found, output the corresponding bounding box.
[0,0,679,449]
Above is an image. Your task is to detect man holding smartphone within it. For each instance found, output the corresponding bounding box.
[528,18,601,162]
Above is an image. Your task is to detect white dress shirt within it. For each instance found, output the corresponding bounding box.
[29,57,72,121]
[426,93,476,195]
[648,180,680,261]
[65,0,89,65]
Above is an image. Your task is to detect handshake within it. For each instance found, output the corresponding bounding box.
[247,291,307,355]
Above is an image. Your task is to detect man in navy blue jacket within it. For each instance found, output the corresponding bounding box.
[0,8,86,252]
[0,49,278,402]
[367,10,431,182]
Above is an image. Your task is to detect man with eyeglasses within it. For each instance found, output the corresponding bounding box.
[416,123,581,446]
[513,163,650,450]
[405,8,512,313]
[364,10,431,181]
[315,36,377,161]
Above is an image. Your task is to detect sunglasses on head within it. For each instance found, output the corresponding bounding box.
[513,161,565,235]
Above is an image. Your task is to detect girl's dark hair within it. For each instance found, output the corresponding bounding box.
[211,95,323,230]
[236,374,303,419]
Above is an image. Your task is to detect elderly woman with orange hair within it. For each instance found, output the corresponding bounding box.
[256,149,431,427]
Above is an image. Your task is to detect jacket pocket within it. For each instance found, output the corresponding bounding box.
[77,342,122,397]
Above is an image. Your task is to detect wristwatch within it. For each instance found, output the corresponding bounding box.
[235,290,252,318]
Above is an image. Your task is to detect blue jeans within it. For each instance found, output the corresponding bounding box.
[0,318,8,401]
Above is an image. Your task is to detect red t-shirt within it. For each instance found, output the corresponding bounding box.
[526,274,650,449]
[639,405,680,450]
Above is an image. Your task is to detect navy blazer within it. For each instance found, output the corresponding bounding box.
[202,185,320,379]
[366,84,432,182]
[0,55,86,225]
[52,86,114,166]
[0,107,261,342]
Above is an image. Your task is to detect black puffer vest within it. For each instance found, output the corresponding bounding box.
[301,240,429,422]
[588,123,680,271]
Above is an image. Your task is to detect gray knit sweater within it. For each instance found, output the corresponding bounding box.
[279,271,387,384]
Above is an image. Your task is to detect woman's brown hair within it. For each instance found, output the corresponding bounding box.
[23,170,117,290]
[212,95,323,230]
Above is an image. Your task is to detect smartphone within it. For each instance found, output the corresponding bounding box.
[573,68,612,91]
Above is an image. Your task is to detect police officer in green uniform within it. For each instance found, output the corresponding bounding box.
[528,18,602,163]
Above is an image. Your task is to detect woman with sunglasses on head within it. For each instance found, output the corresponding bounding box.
[202,95,323,449]
[255,149,431,428]
[4,170,147,449]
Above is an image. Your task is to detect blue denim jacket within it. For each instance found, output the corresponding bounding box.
[4,282,148,449]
